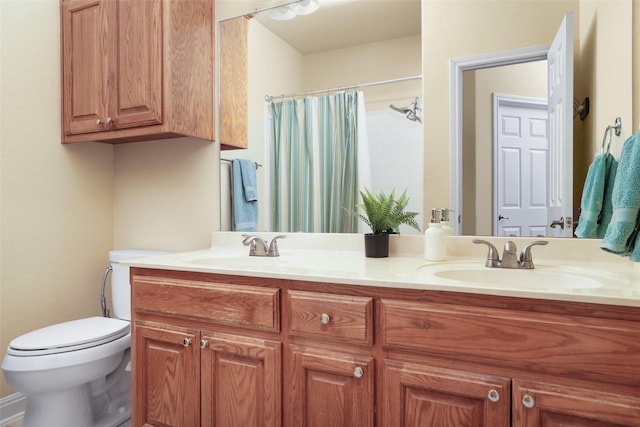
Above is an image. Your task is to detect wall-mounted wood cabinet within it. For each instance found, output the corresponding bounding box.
[61,0,217,144]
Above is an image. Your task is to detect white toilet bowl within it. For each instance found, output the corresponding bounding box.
[2,317,132,427]
[2,249,165,427]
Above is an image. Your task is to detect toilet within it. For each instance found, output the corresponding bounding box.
[2,249,163,427]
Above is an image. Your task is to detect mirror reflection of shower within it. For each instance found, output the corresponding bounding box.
[390,97,422,123]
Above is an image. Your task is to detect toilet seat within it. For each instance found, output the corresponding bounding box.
[7,316,130,357]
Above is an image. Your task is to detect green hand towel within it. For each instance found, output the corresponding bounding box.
[596,154,618,237]
[601,131,640,256]
[576,153,616,238]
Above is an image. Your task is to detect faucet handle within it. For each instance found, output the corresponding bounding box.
[519,240,548,269]
[268,235,286,257]
[472,239,500,267]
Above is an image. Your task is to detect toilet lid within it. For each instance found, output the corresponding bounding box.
[9,316,130,356]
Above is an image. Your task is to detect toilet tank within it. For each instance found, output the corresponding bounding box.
[109,249,168,321]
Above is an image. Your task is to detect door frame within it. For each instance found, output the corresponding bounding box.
[449,44,550,235]
[492,93,549,236]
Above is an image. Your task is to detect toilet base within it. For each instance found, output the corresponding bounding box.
[23,385,93,427]
[21,384,131,427]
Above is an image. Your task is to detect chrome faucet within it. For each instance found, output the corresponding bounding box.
[242,234,286,257]
[472,239,548,269]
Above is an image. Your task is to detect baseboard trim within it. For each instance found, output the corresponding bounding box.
[0,392,25,426]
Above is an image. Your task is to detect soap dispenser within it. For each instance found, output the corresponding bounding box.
[440,208,456,236]
[425,208,447,261]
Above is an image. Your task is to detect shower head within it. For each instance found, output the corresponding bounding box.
[390,97,422,123]
[390,104,412,115]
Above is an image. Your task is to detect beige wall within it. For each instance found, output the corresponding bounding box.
[0,0,114,397]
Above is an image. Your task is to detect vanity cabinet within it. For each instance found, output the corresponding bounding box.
[61,0,216,144]
[130,268,640,427]
[131,275,281,427]
[286,290,375,426]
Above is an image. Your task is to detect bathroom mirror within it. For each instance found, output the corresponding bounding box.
[217,0,634,237]
[217,0,423,234]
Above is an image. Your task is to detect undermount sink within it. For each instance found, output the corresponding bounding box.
[175,251,299,268]
[173,250,357,275]
[416,262,626,290]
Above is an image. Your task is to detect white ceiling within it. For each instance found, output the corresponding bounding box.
[221,0,421,55]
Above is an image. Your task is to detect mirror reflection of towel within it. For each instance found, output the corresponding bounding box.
[231,159,258,231]
[601,131,640,260]
[575,153,617,238]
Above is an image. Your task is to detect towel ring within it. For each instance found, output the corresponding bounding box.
[600,125,613,154]
[599,117,623,155]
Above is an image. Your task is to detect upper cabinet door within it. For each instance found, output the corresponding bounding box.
[61,0,215,144]
[62,0,109,136]
[108,0,162,130]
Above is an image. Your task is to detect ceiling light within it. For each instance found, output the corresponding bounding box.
[270,4,296,20]
[290,0,320,16]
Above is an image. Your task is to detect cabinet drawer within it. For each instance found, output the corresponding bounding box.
[288,290,373,345]
[133,276,280,332]
[380,299,640,379]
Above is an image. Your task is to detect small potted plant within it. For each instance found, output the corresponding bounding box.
[355,188,420,258]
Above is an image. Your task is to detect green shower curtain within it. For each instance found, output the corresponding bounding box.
[269,92,361,233]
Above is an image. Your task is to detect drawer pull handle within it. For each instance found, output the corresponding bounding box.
[182,338,192,347]
[487,389,500,402]
[522,394,535,408]
[199,339,208,349]
[320,313,331,324]
[353,367,364,378]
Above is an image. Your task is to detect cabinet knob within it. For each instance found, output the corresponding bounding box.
[522,394,535,408]
[96,119,103,126]
[320,313,331,325]
[199,339,208,349]
[353,367,364,378]
[182,338,192,347]
[487,389,500,402]
[106,117,115,126]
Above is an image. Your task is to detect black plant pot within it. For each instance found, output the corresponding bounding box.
[364,233,389,258]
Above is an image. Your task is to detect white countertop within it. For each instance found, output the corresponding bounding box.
[124,232,640,307]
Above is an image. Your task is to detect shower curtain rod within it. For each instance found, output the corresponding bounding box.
[264,75,422,102]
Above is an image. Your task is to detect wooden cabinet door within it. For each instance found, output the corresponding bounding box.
[383,360,510,427]
[288,345,375,427]
[513,379,640,427]
[133,323,200,427]
[109,0,162,130]
[200,332,281,427]
[61,0,109,136]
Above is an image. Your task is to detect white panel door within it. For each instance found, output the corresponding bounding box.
[494,95,549,237]
[547,12,574,237]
